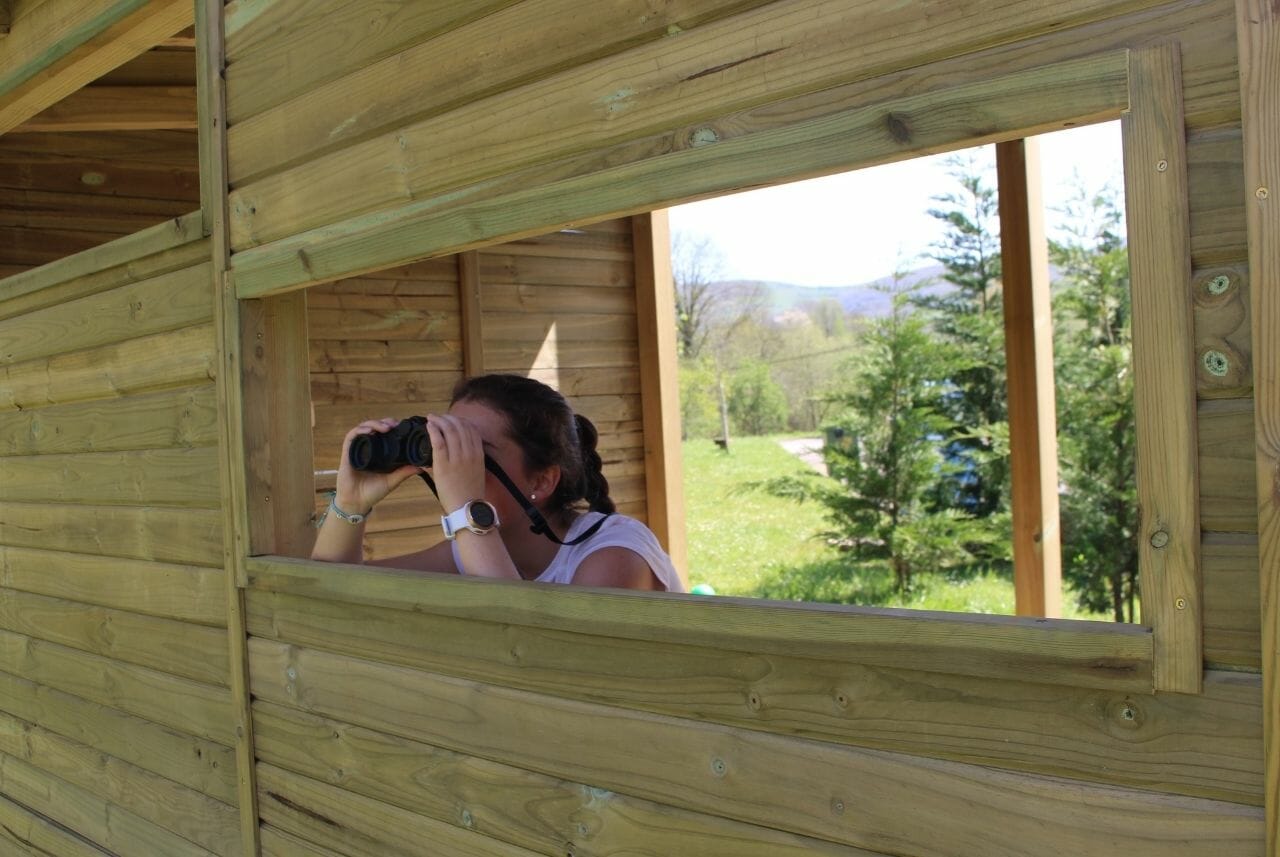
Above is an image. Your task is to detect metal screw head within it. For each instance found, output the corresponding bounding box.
[1156,159,1168,172]
[460,809,474,828]
[1121,705,1136,721]
[1206,275,1231,295]
[1202,350,1230,377]
[710,757,727,777]
[1175,598,1187,610]
[831,798,846,815]
[689,127,720,147]
[1149,530,1170,549]
[1257,187,1270,200]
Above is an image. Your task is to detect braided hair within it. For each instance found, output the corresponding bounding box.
[450,374,615,515]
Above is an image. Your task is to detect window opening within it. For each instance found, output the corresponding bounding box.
[669,121,1135,621]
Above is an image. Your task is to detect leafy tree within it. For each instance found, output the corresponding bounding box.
[767,281,987,591]
[727,359,788,436]
[678,356,722,440]
[1052,183,1137,622]
[914,151,1009,524]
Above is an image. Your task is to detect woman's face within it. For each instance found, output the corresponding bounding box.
[447,399,551,528]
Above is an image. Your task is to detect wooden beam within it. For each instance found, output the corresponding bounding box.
[1236,1,1280,851]
[196,1,262,856]
[0,2,11,37]
[0,0,193,136]
[996,139,1062,618]
[1124,43,1202,693]
[232,51,1129,297]
[631,211,688,584]
[248,555,1155,691]
[12,85,196,131]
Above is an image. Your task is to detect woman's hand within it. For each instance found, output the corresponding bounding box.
[334,418,424,515]
[424,413,488,514]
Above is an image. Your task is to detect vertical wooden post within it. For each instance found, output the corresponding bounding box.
[458,250,483,377]
[1236,1,1280,850]
[632,211,688,584]
[996,138,1062,618]
[196,0,260,854]
[1124,44,1201,693]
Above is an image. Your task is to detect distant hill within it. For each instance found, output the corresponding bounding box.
[711,263,948,320]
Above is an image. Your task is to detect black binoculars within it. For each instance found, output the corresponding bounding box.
[348,416,431,472]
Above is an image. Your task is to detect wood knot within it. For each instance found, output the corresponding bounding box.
[885,112,912,144]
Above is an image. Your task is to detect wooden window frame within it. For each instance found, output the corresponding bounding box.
[239,45,1202,695]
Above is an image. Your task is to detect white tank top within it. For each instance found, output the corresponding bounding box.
[452,512,684,591]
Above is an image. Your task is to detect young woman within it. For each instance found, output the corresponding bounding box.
[311,374,683,591]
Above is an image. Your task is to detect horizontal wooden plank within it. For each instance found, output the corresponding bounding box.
[483,338,641,371]
[0,323,216,412]
[249,638,1261,856]
[0,188,197,240]
[247,557,1153,690]
[0,544,224,626]
[0,127,198,166]
[308,339,462,374]
[249,588,1262,803]
[0,210,202,308]
[254,701,886,857]
[98,47,196,86]
[0,750,216,857]
[0,627,233,744]
[1203,533,1262,670]
[1198,398,1258,532]
[307,306,460,341]
[1193,264,1251,397]
[13,84,196,132]
[258,762,545,857]
[309,370,464,407]
[0,225,120,268]
[303,290,456,311]
[496,224,634,262]
[478,253,634,288]
[0,447,221,507]
[0,791,110,857]
[223,0,517,119]
[232,46,1129,293]
[0,710,240,856]
[479,313,638,345]
[322,256,459,283]
[259,824,346,857]
[0,383,219,455]
[0,587,227,686]
[0,669,235,803]
[0,502,223,566]
[0,260,213,366]
[479,283,636,315]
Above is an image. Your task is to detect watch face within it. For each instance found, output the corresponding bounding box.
[469,501,496,528]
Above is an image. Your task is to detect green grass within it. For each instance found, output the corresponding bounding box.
[682,435,1110,620]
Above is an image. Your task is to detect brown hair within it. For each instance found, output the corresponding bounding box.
[451,374,615,514]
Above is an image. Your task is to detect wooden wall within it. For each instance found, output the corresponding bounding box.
[0,215,239,855]
[0,33,200,277]
[307,218,649,562]
[217,0,1269,854]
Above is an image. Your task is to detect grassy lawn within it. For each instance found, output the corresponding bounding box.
[681,435,1110,620]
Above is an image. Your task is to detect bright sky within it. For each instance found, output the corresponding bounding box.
[667,121,1125,287]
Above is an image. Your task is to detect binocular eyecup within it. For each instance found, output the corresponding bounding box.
[348,415,432,472]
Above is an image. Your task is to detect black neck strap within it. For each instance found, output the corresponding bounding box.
[418,456,609,547]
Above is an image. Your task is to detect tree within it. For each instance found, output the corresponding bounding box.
[727,359,788,436]
[1051,182,1137,622]
[913,150,1009,527]
[767,279,987,591]
[671,231,727,359]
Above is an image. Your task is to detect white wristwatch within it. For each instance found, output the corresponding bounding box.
[441,500,499,540]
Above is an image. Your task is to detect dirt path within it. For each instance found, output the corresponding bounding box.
[777,437,827,475]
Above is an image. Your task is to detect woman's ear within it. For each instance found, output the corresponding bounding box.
[531,465,560,501]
